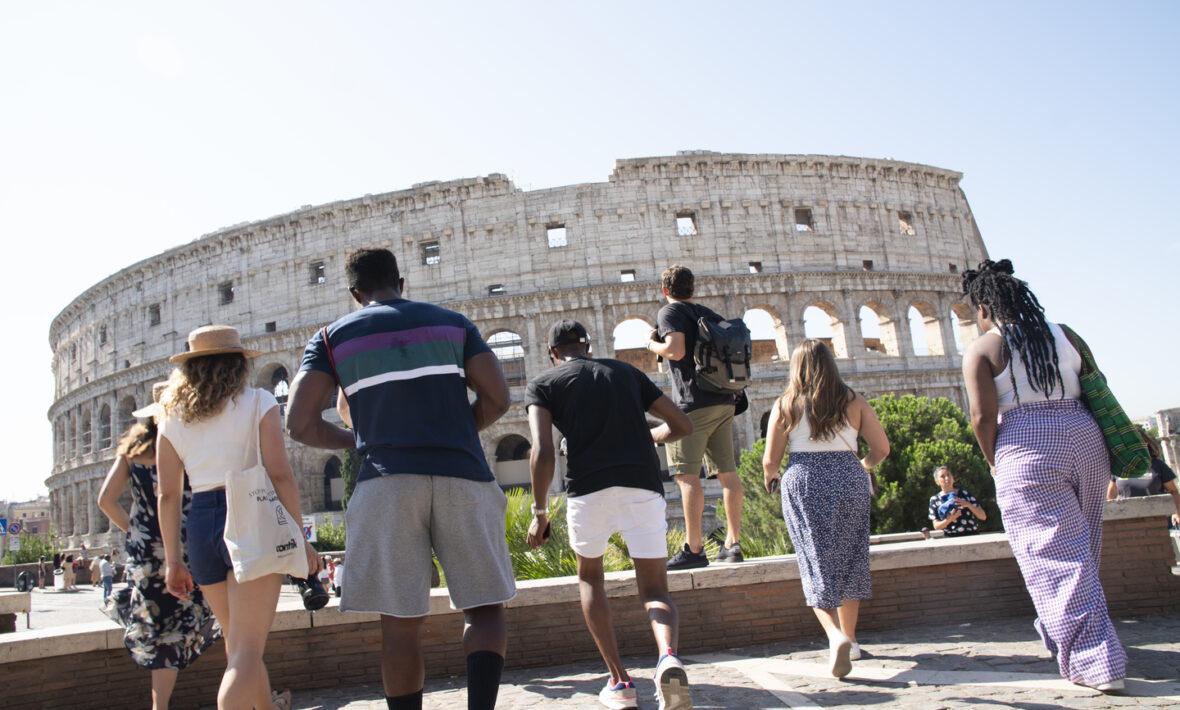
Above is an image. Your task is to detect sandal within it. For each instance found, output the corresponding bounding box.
[271,689,292,710]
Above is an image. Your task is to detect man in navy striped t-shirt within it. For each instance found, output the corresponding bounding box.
[287,248,515,710]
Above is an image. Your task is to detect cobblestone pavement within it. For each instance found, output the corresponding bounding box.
[279,614,1180,710]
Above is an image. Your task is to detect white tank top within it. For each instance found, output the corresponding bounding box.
[988,322,1083,414]
[787,412,859,453]
[159,387,278,492]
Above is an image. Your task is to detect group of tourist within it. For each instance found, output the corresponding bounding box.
[89,250,1139,709]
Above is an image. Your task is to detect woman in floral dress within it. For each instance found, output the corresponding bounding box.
[98,389,220,710]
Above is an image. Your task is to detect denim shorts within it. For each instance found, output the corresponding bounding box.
[187,489,234,586]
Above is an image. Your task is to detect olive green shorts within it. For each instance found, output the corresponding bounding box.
[666,404,737,478]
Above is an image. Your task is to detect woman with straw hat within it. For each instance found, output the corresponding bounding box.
[98,381,220,710]
[157,325,318,710]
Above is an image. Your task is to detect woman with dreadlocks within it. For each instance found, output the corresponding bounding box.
[960,259,1125,692]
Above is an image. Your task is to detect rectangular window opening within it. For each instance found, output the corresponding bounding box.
[794,208,813,232]
[219,281,235,305]
[748,262,763,274]
[949,263,958,274]
[898,212,916,236]
[422,241,441,265]
[620,269,636,283]
[487,284,506,296]
[99,325,107,346]
[265,321,277,333]
[675,213,697,237]
[148,304,161,326]
[862,259,874,271]
[546,225,568,248]
[309,261,326,285]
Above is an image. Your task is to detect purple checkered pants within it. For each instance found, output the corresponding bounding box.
[995,398,1126,686]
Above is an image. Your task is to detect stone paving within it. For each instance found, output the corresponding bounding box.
[277,614,1180,710]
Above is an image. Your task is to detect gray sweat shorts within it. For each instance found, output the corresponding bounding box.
[341,474,517,617]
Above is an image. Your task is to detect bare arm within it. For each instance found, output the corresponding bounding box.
[1106,479,1119,500]
[286,369,356,450]
[1164,479,1180,527]
[647,394,693,444]
[259,405,320,576]
[762,400,788,492]
[466,351,510,431]
[336,388,351,428]
[156,433,192,600]
[850,393,890,469]
[97,455,132,534]
[932,508,962,530]
[526,405,555,549]
[647,329,686,362]
[962,338,1001,467]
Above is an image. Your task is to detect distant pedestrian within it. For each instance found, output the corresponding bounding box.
[526,319,695,710]
[99,555,115,601]
[960,258,1125,692]
[62,555,77,591]
[763,339,890,678]
[928,466,987,536]
[37,556,48,589]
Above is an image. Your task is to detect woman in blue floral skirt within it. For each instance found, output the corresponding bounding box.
[98,386,220,710]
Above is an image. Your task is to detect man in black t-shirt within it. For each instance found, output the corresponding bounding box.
[646,264,744,569]
[526,319,695,710]
[1114,456,1180,527]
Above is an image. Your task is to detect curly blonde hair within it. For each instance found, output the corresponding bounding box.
[775,339,853,441]
[162,353,250,423]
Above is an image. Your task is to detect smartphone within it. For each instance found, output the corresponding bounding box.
[769,478,780,494]
[542,521,552,541]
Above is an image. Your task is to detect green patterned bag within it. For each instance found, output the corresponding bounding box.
[1060,324,1150,478]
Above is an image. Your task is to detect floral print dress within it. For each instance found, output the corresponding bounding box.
[110,462,221,669]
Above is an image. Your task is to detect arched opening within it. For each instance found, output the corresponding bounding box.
[98,404,112,450]
[909,302,945,356]
[56,419,66,460]
[117,396,136,437]
[493,434,531,488]
[859,302,900,356]
[803,302,848,358]
[612,317,656,372]
[323,456,343,512]
[950,303,980,354]
[68,416,76,459]
[760,410,771,440]
[743,307,787,362]
[488,331,525,386]
[79,410,92,456]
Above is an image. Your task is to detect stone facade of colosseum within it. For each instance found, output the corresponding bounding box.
[47,152,988,548]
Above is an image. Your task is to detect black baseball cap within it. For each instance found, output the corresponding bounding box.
[548,319,590,347]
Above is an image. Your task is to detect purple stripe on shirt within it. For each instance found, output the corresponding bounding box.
[332,325,466,360]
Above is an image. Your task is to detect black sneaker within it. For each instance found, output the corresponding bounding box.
[667,543,709,570]
[716,542,744,563]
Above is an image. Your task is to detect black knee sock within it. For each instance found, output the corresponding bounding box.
[466,650,505,710]
[386,690,422,710]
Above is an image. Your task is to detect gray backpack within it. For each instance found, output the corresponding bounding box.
[691,305,752,394]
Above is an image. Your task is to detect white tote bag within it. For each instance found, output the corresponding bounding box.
[222,389,309,583]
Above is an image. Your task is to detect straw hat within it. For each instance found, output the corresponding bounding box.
[169,325,262,364]
[131,382,168,419]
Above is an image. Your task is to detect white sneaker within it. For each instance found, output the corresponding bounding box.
[654,652,693,710]
[829,632,853,678]
[1074,678,1124,693]
[849,642,861,661]
[598,679,638,709]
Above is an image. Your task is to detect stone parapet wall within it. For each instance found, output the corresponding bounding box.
[3,497,1175,709]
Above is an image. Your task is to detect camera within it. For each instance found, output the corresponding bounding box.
[292,575,330,611]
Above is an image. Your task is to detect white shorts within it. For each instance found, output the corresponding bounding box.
[567,487,667,559]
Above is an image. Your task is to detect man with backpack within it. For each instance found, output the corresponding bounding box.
[647,264,749,569]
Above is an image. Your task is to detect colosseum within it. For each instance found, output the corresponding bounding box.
[47,151,989,549]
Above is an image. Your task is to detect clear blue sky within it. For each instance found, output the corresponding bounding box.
[2,1,1177,501]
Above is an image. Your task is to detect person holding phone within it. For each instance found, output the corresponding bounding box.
[526,320,694,710]
[762,340,890,679]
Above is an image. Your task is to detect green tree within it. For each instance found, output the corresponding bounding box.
[310,517,347,553]
[712,438,793,557]
[866,394,997,534]
[2,531,59,565]
[340,448,360,509]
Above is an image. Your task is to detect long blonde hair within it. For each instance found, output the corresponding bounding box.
[161,353,250,423]
[775,339,852,440]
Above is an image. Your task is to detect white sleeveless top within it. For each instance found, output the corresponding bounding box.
[987,322,1083,414]
[159,387,279,492]
[788,413,859,453]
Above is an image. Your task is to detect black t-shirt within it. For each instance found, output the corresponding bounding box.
[525,357,665,497]
[656,301,737,413]
[1117,457,1177,497]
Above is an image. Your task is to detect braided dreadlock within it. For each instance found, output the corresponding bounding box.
[961,259,1063,405]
